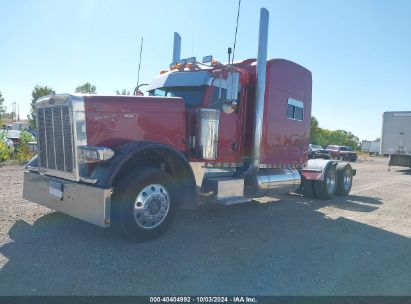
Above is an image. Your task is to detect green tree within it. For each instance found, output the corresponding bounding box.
[310,116,360,150]
[30,85,54,129]
[0,92,5,125]
[16,130,35,162]
[115,89,130,95]
[310,116,320,144]
[0,131,10,162]
[75,82,97,94]
[0,141,9,162]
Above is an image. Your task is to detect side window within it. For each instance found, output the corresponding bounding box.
[209,77,241,112]
[287,104,295,119]
[209,86,227,110]
[211,87,227,105]
[287,98,304,121]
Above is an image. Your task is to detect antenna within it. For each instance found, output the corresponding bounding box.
[136,37,144,88]
[191,32,194,56]
[231,0,242,64]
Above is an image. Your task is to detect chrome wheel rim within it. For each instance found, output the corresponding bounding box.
[133,184,170,229]
[343,170,352,190]
[326,170,336,194]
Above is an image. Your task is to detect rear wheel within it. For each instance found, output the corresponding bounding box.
[335,163,353,196]
[314,165,337,200]
[112,168,176,242]
[301,178,315,198]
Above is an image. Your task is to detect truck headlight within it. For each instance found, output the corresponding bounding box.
[79,146,115,163]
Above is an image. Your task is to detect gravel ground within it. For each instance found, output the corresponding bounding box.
[0,157,410,295]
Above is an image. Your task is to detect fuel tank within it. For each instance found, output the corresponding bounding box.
[195,108,220,160]
[245,168,301,197]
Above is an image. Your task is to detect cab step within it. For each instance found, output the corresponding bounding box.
[201,177,251,205]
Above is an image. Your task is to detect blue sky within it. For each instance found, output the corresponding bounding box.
[1,0,410,140]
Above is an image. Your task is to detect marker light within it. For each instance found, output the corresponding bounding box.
[211,60,220,66]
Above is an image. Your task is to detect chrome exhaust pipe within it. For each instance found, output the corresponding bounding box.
[245,8,269,175]
[172,32,181,65]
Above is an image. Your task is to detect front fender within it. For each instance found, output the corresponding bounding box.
[88,141,197,209]
[89,141,188,187]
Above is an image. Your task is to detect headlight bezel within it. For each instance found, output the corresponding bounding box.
[79,146,115,163]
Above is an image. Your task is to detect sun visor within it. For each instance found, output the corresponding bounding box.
[146,71,211,91]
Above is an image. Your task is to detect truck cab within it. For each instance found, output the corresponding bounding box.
[22,8,355,242]
[144,57,312,168]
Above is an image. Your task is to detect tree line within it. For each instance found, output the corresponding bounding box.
[310,116,360,150]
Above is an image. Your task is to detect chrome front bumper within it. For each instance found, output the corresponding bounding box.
[23,171,112,228]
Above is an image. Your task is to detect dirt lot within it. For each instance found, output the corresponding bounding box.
[0,157,410,295]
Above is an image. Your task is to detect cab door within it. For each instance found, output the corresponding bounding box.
[206,73,245,164]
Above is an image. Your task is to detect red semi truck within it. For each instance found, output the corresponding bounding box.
[23,8,355,241]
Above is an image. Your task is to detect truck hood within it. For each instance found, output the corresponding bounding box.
[83,95,187,151]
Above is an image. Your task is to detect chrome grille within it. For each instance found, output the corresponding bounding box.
[37,105,74,173]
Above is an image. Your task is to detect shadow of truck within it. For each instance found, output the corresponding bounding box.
[0,194,410,296]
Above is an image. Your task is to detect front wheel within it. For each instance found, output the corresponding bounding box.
[314,165,337,200]
[112,168,176,242]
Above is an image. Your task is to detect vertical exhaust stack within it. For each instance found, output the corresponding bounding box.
[249,7,269,174]
[172,32,181,65]
[245,8,302,197]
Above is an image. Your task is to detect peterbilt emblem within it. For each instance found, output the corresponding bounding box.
[124,113,136,119]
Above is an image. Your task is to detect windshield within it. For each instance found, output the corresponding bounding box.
[149,86,206,107]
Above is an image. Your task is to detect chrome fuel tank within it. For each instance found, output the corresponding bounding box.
[246,168,301,197]
[196,108,220,160]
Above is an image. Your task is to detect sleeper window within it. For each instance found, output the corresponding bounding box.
[287,98,304,121]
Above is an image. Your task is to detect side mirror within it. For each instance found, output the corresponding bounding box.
[226,72,240,101]
[222,100,238,114]
[221,71,240,113]
[210,71,240,113]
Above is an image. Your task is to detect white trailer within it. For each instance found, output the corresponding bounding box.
[361,140,380,154]
[381,111,411,168]
[361,141,371,153]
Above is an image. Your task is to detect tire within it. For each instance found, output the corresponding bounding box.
[314,165,337,200]
[335,163,353,196]
[112,168,176,242]
[301,178,316,198]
